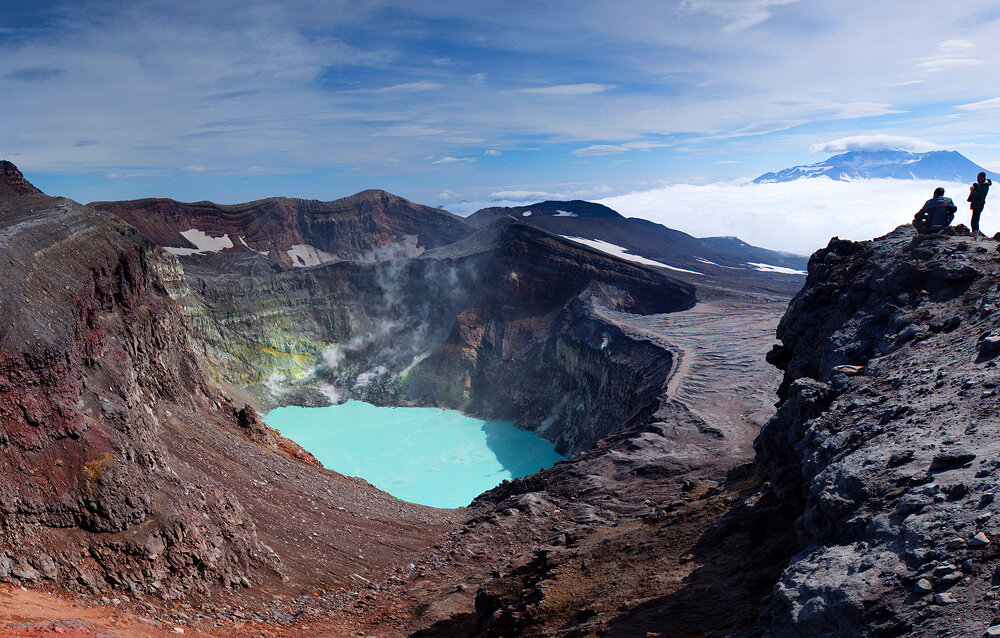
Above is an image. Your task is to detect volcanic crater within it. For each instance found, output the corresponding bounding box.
[0,162,816,636]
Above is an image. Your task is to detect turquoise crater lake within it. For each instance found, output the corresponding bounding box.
[263,401,566,508]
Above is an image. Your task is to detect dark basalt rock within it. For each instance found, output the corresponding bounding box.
[744,223,1000,636]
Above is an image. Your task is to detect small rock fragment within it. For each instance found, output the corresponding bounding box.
[832,364,863,376]
[914,578,933,594]
[986,625,1000,637]
[981,335,1000,359]
[934,592,957,605]
[970,532,991,548]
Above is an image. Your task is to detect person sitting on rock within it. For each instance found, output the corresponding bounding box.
[913,187,957,234]
[968,171,992,237]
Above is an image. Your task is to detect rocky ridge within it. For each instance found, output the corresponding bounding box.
[465,199,808,298]
[90,190,473,269]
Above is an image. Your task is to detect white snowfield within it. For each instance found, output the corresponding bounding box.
[746,262,807,275]
[522,211,533,216]
[559,235,704,275]
[165,229,235,256]
[553,210,578,217]
[287,244,337,267]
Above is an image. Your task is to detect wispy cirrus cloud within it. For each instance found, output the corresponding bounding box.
[516,83,616,96]
[431,156,474,164]
[912,39,984,72]
[3,0,1000,212]
[344,81,443,94]
[679,0,803,32]
[573,141,670,156]
[957,97,1000,111]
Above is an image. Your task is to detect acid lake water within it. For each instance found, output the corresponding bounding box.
[263,400,566,508]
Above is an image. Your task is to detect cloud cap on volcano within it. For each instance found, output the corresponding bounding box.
[810,135,941,154]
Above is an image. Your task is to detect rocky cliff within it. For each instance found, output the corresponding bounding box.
[750,224,1000,635]
[146,217,695,455]
[390,224,1000,637]
[0,174,450,606]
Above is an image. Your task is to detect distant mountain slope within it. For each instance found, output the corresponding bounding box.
[753,149,996,184]
[466,201,808,296]
[90,190,474,269]
[467,200,623,225]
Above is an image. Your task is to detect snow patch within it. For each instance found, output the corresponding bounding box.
[287,244,337,268]
[522,211,533,216]
[554,210,578,217]
[695,257,743,270]
[746,262,807,276]
[560,235,704,275]
[165,229,235,256]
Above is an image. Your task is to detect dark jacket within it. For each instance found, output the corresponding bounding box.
[969,179,992,208]
[915,195,957,231]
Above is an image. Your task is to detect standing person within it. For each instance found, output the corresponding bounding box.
[913,187,957,234]
[969,172,992,237]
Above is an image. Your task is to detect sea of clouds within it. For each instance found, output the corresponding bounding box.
[447,177,978,257]
[598,178,977,256]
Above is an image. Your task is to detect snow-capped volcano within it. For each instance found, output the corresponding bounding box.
[753,150,996,184]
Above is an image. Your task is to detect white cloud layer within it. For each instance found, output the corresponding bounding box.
[600,178,976,256]
[809,135,939,154]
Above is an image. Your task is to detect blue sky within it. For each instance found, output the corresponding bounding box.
[2,0,1000,251]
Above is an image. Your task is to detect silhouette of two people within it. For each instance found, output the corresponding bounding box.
[914,187,957,234]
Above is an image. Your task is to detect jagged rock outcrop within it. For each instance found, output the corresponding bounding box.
[749,225,1000,636]
[0,160,44,198]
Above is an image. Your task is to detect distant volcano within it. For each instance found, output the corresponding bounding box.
[753,149,996,184]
